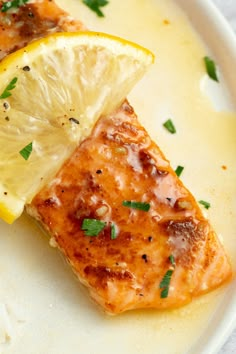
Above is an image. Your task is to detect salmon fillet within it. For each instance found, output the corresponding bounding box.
[27,101,232,313]
[0,0,86,60]
[0,0,232,314]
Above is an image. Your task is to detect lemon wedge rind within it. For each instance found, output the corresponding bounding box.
[0,31,154,224]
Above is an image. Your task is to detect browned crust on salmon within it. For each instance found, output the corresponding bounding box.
[0,0,86,60]
[27,100,232,314]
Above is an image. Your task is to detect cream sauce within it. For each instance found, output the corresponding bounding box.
[56,0,236,352]
[0,0,235,353]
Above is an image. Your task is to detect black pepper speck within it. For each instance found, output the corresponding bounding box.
[3,102,9,110]
[22,65,31,71]
[142,254,148,263]
[69,117,80,125]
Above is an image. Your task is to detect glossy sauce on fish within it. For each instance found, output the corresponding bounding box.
[28,100,232,313]
[0,0,235,352]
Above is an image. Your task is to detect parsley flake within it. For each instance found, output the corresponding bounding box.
[159,255,176,299]
[199,200,211,209]
[163,119,176,134]
[160,269,174,299]
[169,254,176,267]
[175,165,184,177]
[19,142,33,161]
[111,223,117,240]
[204,56,219,82]
[82,218,106,236]
[82,0,109,17]
[122,200,150,212]
[1,0,29,12]
[0,77,18,99]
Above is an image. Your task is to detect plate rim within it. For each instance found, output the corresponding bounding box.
[175,0,236,353]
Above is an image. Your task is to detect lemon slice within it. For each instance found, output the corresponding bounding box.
[0,31,154,224]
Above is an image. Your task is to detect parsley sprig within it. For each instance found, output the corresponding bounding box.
[159,255,176,299]
[122,200,150,212]
[160,270,174,298]
[0,77,18,99]
[82,0,109,17]
[169,254,176,267]
[204,56,219,82]
[82,218,106,236]
[19,142,33,161]
[199,200,211,209]
[1,0,29,12]
[175,165,184,177]
[81,219,119,239]
[111,223,117,240]
[163,119,176,134]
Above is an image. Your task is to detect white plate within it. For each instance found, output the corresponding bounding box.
[176,1,236,353]
[0,1,236,353]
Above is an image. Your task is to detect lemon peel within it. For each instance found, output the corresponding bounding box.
[0,31,154,223]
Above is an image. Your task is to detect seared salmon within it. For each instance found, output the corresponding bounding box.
[0,0,232,313]
[0,0,86,60]
[27,100,232,313]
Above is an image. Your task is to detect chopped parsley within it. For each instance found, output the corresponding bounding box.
[122,200,150,212]
[163,119,176,134]
[82,0,109,17]
[82,218,106,236]
[160,270,174,299]
[175,165,184,177]
[169,254,176,267]
[111,223,117,240]
[0,77,18,99]
[1,0,29,12]
[204,56,219,82]
[19,142,32,161]
[159,255,176,299]
[199,200,211,209]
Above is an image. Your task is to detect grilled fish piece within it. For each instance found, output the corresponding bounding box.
[0,0,232,313]
[27,100,232,314]
[0,0,86,60]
